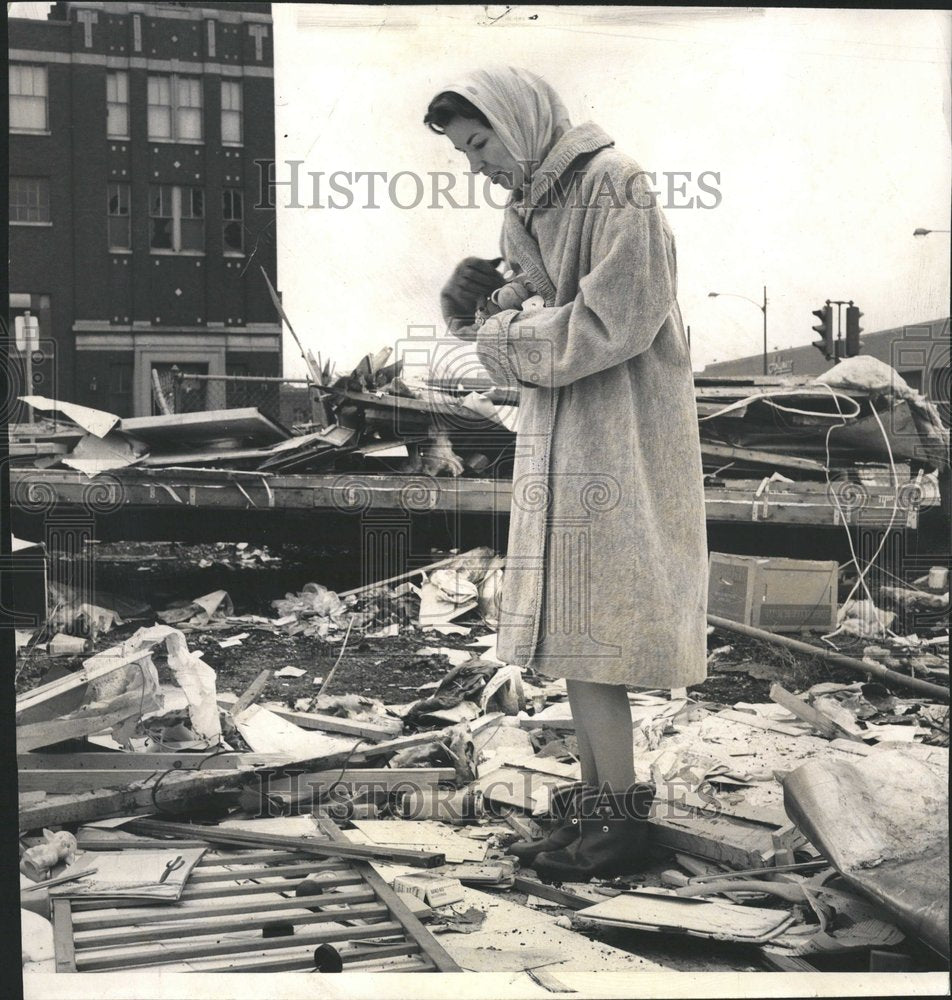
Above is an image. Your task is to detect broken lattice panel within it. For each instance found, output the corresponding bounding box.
[52,836,460,973]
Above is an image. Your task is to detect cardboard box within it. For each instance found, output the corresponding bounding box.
[392,873,464,908]
[708,553,839,632]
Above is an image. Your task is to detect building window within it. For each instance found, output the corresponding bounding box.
[147,74,203,141]
[9,64,48,131]
[106,71,129,138]
[107,183,131,250]
[150,185,204,252]
[108,361,135,417]
[10,177,51,223]
[221,80,242,144]
[222,189,243,253]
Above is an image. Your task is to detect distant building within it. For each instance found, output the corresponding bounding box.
[701,317,949,417]
[8,1,280,417]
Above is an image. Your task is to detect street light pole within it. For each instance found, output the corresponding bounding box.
[708,287,768,375]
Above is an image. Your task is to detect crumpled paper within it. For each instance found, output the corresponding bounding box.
[158,590,234,627]
[835,598,895,638]
[123,624,222,745]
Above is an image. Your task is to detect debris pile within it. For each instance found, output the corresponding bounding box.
[17,545,949,976]
[13,357,948,511]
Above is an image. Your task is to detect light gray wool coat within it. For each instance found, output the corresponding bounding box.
[476,122,708,688]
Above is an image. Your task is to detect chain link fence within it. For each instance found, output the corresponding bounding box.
[151,368,318,428]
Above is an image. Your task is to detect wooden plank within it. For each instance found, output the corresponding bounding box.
[73,872,362,912]
[17,691,147,752]
[196,940,422,974]
[75,920,404,971]
[18,752,295,770]
[126,818,446,868]
[9,441,69,456]
[16,647,152,721]
[20,741,386,827]
[262,767,456,804]
[139,446,275,467]
[769,683,864,741]
[10,465,925,527]
[700,442,828,472]
[647,811,775,869]
[315,815,462,972]
[216,693,401,741]
[72,889,376,930]
[74,903,390,949]
[18,769,241,831]
[187,861,331,883]
[511,876,592,910]
[70,873,363,911]
[18,768,235,793]
[18,751,294,771]
[194,849,308,865]
[52,897,78,973]
[716,708,812,739]
[76,837,231,852]
[118,407,289,445]
[227,668,271,718]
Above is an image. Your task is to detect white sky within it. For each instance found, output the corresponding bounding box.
[272,5,951,376]
[11,4,952,376]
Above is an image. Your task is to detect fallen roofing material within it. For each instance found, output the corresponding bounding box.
[782,748,950,960]
[573,889,796,943]
[18,396,119,438]
[118,407,290,446]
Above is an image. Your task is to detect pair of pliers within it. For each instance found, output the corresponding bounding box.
[158,855,185,884]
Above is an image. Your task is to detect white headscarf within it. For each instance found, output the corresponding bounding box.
[437,66,572,186]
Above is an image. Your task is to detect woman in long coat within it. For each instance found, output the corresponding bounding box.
[426,66,707,878]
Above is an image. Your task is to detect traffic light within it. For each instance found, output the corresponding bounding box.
[845,305,863,356]
[812,303,834,360]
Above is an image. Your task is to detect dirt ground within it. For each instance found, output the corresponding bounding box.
[19,542,874,709]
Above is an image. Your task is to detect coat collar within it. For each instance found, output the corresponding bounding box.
[521,121,615,208]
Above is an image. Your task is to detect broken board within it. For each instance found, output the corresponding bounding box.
[118,408,289,445]
[647,806,779,869]
[573,890,795,944]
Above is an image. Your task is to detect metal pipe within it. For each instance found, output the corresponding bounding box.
[707,614,949,702]
[176,374,312,384]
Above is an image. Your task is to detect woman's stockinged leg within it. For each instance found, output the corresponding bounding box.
[565,679,635,790]
[566,679,599,786]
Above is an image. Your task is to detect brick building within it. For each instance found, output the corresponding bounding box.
[701,317,949,407]
[8,1,280,417]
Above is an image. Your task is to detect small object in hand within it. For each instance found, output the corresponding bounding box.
[520,294,546,313]
[490,280,533,311]
[158,855,185,884]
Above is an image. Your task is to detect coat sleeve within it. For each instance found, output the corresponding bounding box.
[476,175,677,390]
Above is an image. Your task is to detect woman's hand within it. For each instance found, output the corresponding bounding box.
[440,256,505,322]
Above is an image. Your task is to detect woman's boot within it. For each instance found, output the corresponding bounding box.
[506,782,587,864]
[531,783,655,880]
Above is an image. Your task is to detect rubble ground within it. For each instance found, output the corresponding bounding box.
[19,543,876,705]
[16,542,949,978]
